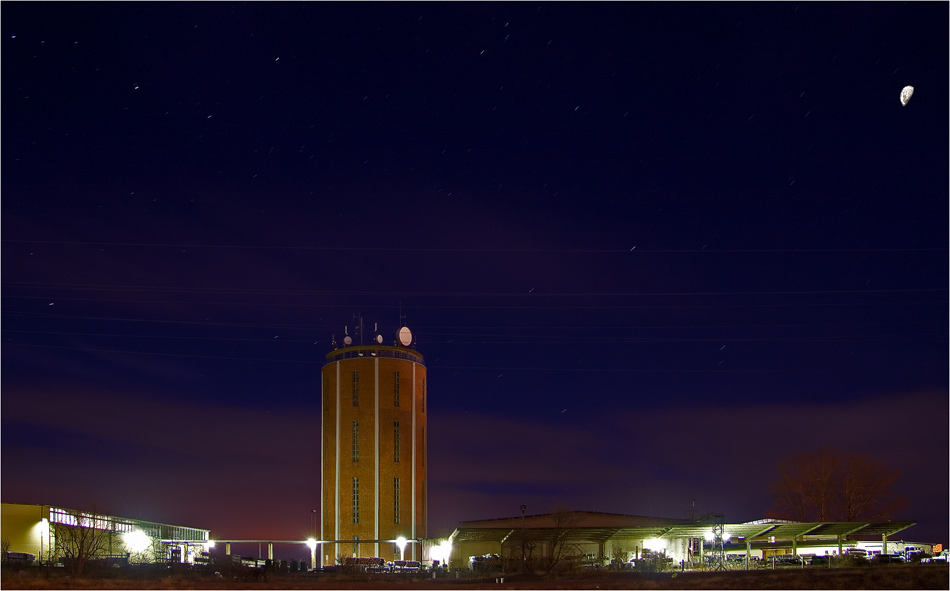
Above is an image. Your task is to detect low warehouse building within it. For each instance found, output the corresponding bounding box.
[1,502,210,566]
[446,510,918,571]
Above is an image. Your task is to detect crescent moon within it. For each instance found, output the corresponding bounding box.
[900,85,914,107]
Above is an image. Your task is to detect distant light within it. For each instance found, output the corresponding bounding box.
[207,540,216,549]
[306,537,317,550]
[704,530,715,542]
[395,536,407,551]
[123,530,152,553]
[440,540,453,562]
[644,538,667,551]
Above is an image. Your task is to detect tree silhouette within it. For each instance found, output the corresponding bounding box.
[837,452,904,521]
[51,509,113,576]
[545,506,582,573]
[768,446,904,522]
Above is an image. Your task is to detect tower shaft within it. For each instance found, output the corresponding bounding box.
[321,345,427,565]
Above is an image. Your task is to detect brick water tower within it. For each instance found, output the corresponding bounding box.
[320,323,427,566]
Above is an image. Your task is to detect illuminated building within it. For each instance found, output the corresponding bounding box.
[0,502,209,565]
[447,510,920,571]
[319,324,427,566]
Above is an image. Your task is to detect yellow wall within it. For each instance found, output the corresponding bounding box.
[321,346,427,562]
[1,503,48,558]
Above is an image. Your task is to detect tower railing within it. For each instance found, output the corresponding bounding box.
[325,346,425,366]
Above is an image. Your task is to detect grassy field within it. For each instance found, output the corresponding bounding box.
[2,564,947,590]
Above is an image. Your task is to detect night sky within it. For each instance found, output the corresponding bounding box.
[2,2,947,555]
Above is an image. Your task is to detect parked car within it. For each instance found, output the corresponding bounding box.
[391,559,424,572]
[1,552,36,566]
[767,555,802,566]
[872,553,905,564]
[922,550,948,563]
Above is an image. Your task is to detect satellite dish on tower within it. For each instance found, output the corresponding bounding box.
[376,334,384,344]
[343,335,352,346]
[397,326,413,347]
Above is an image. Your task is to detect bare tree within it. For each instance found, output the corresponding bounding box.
[769,446,903,522]
[837,452,904,520]
[610,542,628,567]
[545,506,581,574]
[770,460,809,521]
[805,447,839,521]
[770,447,839,521]
[52,509,113,576]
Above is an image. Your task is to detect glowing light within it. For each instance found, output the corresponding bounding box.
[644,538,667,551]
[31,520,49,548]
[306,538,317,551]
[123,530,152,554]
[395,536,407,560]
[429,539,454,563]
[440,540,453,564]
[704,530,715,542]
[206,540,216,550]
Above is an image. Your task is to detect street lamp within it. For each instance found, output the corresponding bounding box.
[440,540,453,570]
[306,538,317,571]
[40,518,48,565]
[519,505,527,571]
[396,536,407,561]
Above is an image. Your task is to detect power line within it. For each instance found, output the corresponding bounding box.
[2,342,912,374]
[4,294,944,311]
[4,281,945,297]
[2,239,944,253]
[5,328,941,345]
[3,342,316,364]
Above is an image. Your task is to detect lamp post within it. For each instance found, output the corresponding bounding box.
[306,538,317,572]
[396,536,407,562]
[39,518,45,565]
[440,539,453,571]
[309,509,317,571]
[519,505,527,571]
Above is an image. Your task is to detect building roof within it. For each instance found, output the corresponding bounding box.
[450,511,916,545]
[1,502,210,543]
[324,344,424,365]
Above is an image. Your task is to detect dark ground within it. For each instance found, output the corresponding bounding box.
[2,564,948,589]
